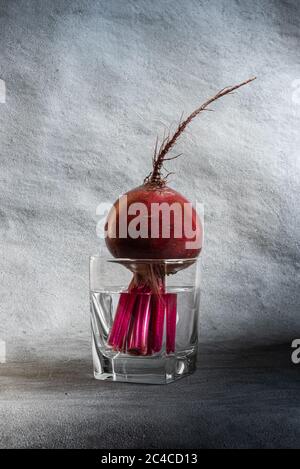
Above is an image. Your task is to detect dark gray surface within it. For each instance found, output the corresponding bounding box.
[1,338,299,449]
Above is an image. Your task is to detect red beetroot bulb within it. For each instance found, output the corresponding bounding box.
[105,183,202,260]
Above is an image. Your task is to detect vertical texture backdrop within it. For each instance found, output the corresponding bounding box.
[0,0,299,345]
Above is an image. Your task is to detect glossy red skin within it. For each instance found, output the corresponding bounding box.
[105,184,202,259]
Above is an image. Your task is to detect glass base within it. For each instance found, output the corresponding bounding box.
[92,335,197,384]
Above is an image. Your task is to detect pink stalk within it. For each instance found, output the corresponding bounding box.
[165,293,177,354]
[107,291,137,350]
[108,280,178,356]
[149,294,166,353]
[127,291,152,355]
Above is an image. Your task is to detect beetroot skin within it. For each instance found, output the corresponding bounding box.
[105,183,202,260]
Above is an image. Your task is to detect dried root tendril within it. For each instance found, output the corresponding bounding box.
[144,77,256,186]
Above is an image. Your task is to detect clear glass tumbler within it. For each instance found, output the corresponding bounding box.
[90,256,201,384]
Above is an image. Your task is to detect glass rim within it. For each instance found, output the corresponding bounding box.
[90,255,200,265]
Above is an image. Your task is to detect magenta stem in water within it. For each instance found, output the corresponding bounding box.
[165,293,177,354]
[108,279,177,356]
[149,294,166,353]
[127,291,152,355]
[107,291,137,350]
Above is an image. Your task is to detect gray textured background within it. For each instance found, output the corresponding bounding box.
[1,0,299,345]
[1,0,300,450]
